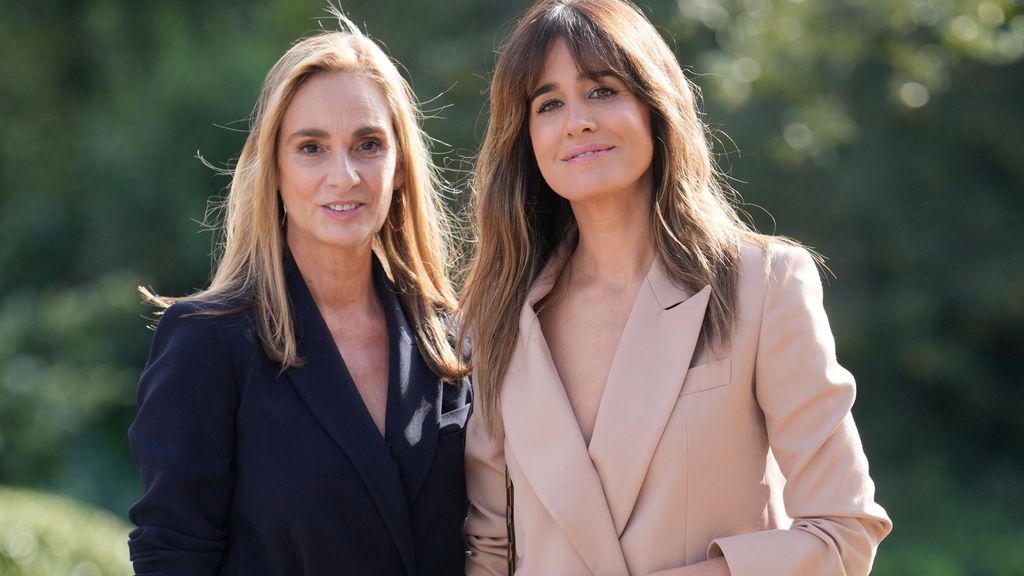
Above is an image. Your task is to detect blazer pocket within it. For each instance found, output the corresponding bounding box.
[679,357,732,396]
[438,403,471,436]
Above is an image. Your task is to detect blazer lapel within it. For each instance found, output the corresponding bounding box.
[379,260,440,507]
[587,258,710,536]
[283,256,417,576]
[502,248,629,576]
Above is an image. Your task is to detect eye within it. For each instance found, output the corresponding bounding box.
[535,98,562,114]
[356,139,383,153]
[590,86,618,99]
[298,142,322,154]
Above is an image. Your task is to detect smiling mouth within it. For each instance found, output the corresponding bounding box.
[325,203,362,212]
[564,147,613,163]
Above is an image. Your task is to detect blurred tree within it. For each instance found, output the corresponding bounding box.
[663,2,1024,572]
[0,273,143,512]
[0,0,1021,572]
[663,0,1024,470]
[0,486,132,575]
[0,0,528,514]
[0,0,331,514]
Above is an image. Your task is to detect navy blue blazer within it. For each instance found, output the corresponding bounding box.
[128,257,470,575]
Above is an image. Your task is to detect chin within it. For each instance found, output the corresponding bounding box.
[550,181,626,203]
[314,232,377,252]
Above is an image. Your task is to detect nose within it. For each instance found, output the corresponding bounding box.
[565,100,596,136]
[325,150,360,189]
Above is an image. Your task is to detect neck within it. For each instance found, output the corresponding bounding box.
[288,237,378,314]
[568,187,655,291]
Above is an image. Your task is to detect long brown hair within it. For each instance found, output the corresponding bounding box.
[144,9,466,381]
[458,0,773,435]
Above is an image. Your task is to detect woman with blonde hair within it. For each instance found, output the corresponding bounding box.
[460,0,891,574]
[128,11,470,575]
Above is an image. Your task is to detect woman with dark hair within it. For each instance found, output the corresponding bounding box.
[459,0,891,574]
[128,10,470,575]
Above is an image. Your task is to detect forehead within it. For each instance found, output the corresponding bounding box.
[529,35,622,90]
[282,71,392,131]
[537,40,576,79]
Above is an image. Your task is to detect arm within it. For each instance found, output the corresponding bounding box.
[464,396,511,576]
[708,246,892,576]
[127,302,239,575]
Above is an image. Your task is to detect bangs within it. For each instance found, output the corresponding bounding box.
[517,3,637,100]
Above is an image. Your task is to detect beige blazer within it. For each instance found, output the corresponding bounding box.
[465,243,892,576]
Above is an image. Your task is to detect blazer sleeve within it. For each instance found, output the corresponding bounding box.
[709,245,892,576]
[127,302,239,575]
[464,389,511,576]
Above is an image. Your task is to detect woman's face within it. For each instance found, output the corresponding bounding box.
[527,40,654,206]
[277,72,403,258]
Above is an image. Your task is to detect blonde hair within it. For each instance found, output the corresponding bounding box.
[145,8,466,381]
[458,0,775,435]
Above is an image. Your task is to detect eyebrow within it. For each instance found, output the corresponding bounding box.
[285,128,329,141]
[528,69,616,103]
[352,124,389,138]
[284,124,389,142]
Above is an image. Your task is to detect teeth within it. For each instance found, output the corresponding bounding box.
[327,203,359,212]
[571,149,604,160]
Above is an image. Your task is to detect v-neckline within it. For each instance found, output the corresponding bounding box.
[528,253,656,451]
[320,262,395,445]
[501,246,711,571]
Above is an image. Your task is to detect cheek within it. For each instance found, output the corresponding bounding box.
[380,157,402,192]
[368,160,399,208]
[277,165,299,205]
[527,121,546,157]
[640,127,655,164]
[631,111,656,165]
[528,127,558,173]
[278,157,313,192]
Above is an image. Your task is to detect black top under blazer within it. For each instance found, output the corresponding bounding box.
[128,256,471,575]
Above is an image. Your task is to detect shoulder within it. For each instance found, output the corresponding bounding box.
[738,240,820,288]
[158,298,251,327]
[150,299,253,355]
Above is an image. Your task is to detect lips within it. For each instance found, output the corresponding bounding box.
[562,144,614,163]
[325,202,362,212]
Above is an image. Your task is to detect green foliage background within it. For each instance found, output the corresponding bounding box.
[0,486,131,575]
[1,0,1021,573]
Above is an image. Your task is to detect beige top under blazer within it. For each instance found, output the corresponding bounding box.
[465,243,892,576]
